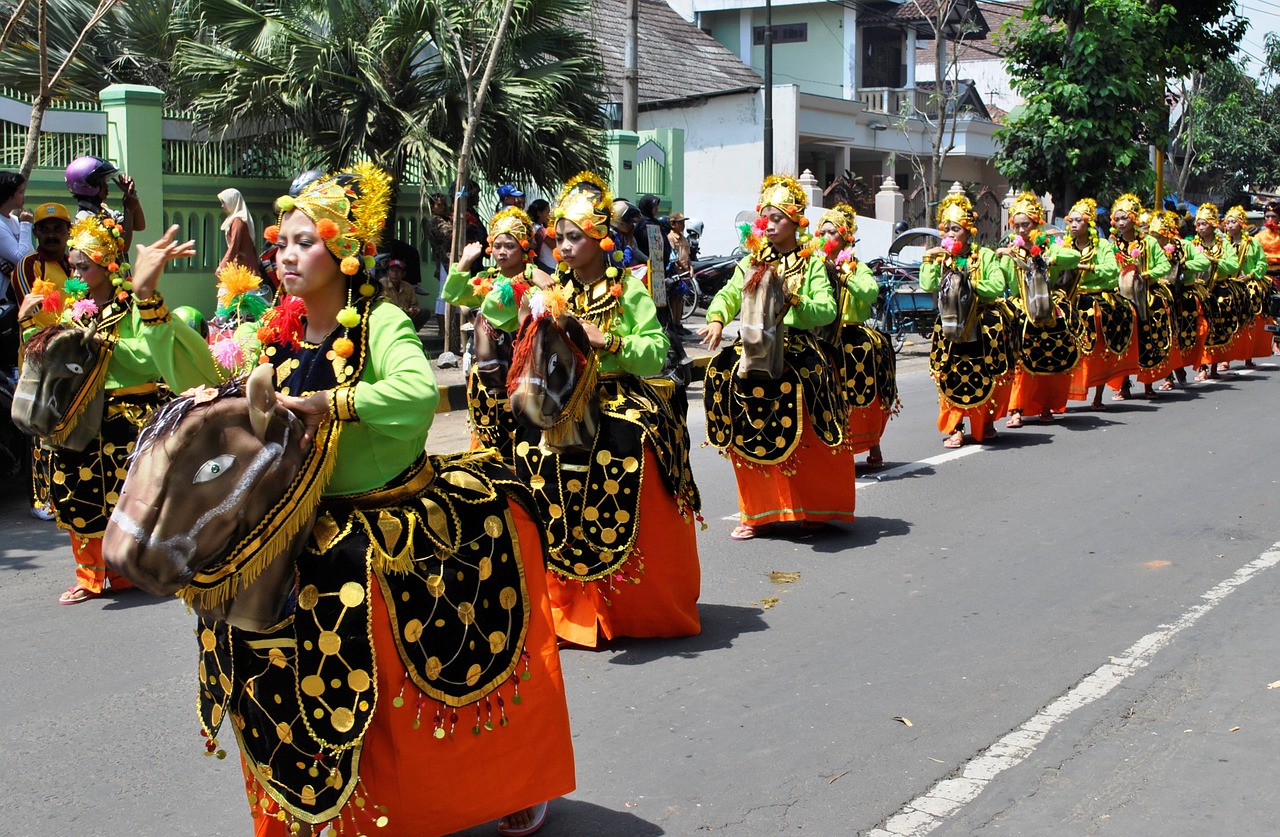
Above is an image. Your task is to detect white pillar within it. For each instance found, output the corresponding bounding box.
[905,30,917,88]
[875,176,904,224]
[739,9,753,64]
[843,5,858,99]
[798,168,823,209]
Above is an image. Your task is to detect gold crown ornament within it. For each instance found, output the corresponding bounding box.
[68,213,130,291]
[551,172,613,241]
[817,203,857,238]
[267,162,392,277]
[488,207,535,257]
[1148,210,1180,238]
[1009,191,1046,225]
[1069,197,1098,225]
[1111,194,1143,220]
[1195,203,1220,226]
[936,193,977,236]
[757,175,808,225]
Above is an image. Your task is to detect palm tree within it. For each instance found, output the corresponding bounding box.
[170,0,610,197]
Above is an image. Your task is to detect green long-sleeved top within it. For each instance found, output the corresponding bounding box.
[1231,235,1268,281]
[481,272,668,377]
[442,263,545,310]
[1066,236,1121,291]
[706,248,837,331]
[1168,239,1211,282]
[323,302,440,495]
[22,298,219,393]
[1185,232,1240,282]
[919,246,1009,301]
[1112,234,1172,283]
[1000,240,1080,299]
[838,260,880,324]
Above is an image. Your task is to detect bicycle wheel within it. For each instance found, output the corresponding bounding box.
[680,273,700,322]
[873,300,906,354]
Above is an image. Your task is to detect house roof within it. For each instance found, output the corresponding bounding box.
[843,0,991,39]
[584,0,763,107]
[915,79,993,120]
[914,0,1030,64]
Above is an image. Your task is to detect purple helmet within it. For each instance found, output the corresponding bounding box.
[65,155,118,197]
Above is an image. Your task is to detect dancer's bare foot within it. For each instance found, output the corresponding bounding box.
[498,801,549,836]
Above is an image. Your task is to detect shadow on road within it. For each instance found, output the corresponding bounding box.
[1053,414,1125,431]
[800,515,911,553]
[604,603,770,666]
[449,798,665,836]
[99,588,175,611]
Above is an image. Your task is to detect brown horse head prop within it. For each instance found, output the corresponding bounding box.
[507,312,599,452]
[473,310,514,392]
[105,363,315,630]
[11,322,107,451]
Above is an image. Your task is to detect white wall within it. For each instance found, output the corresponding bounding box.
[916,58,1021,115]
[639,91,766,257]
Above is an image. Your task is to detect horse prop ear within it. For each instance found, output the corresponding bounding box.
[246,363,277,441]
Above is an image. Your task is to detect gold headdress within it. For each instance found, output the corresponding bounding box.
[1149,210,1181,238]
[1111,194,1143,219]
[271,162,392,276]
[757,175,808,223]
[552,171,613,240]
[818,203,857,237]
[1225,205,1249,224]
[1009,191,1045,225]
[488,207,534,248]
[936,193,977,235]
[68,213,128,290]
[1069,197,1098,224]
[1195,203,1220,226]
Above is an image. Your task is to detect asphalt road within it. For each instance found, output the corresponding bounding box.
[2,355,1277,837]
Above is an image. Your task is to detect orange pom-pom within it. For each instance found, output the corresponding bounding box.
[257,326,274,344]
[316,219,340,240]
[611,283,623,298]
[102,218,115,228]
[264,225,280,244]
[485,246,493,255]
[552,248,563,262]
[259,354,270,365]
[364,243,377,255]
[798,216,809,227]
[340,256,361,275]
[107,262,119,272]
[332,337,354,358]
[519,239,529,249]
[600,237,615,251]
[545,228,556,240]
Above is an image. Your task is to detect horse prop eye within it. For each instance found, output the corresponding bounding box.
[65,362,84,374]
[194,454,237,484]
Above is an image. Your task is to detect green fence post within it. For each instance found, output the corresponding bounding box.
[606,130,639,201]
[98,84,169,291]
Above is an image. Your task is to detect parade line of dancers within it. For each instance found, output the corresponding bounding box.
[11,163,1276,836]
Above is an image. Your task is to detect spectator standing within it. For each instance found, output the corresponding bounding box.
[667,211,692,331]
[0,171,34,304]
[638,194,672,315]
[216,188,260,275]
[425,192,454,335]
[380,258,427,330]
[496,183,525,210]
[64,155,146,253]
[528,198,556,271]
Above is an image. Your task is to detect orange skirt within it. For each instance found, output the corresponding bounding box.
[249,506,576,837]
[1070,310,1138,399]
[546,446,701,649]
[937,379,1011,442]
[845,398,890,454]
[1010,369,1071,415]
[732,420,856,527]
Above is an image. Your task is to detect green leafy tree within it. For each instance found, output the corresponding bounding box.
[993,0,1245,208]
[171,0,610,199]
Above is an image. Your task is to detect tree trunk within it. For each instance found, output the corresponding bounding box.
[442,0,518,355]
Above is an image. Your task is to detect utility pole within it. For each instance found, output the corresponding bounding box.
[623,0,639,131]
[763,0,773,175]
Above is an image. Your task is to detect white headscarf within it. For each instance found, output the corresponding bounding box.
[218,188,255,242]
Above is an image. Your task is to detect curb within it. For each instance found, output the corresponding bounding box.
[434,353,715,414]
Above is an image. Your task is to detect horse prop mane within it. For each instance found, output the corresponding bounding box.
[104,364,328,631]
[938,268,979,343]
[507,311,599,453]
[11,322,108,451]
[737,265,788,379]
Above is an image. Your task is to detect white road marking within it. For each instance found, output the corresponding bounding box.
[868,541,1280,837]
[857,445,986,487]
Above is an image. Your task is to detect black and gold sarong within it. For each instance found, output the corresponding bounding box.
[704,330,845,465]
[49,386,166,536]
[1136,285,1174,370]
[833,323,897,413]
[197,452,538,825]
[1010,291,1079,375]
[928,302,1013,409]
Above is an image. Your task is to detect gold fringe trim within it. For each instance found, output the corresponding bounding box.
[179,419,342,612]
